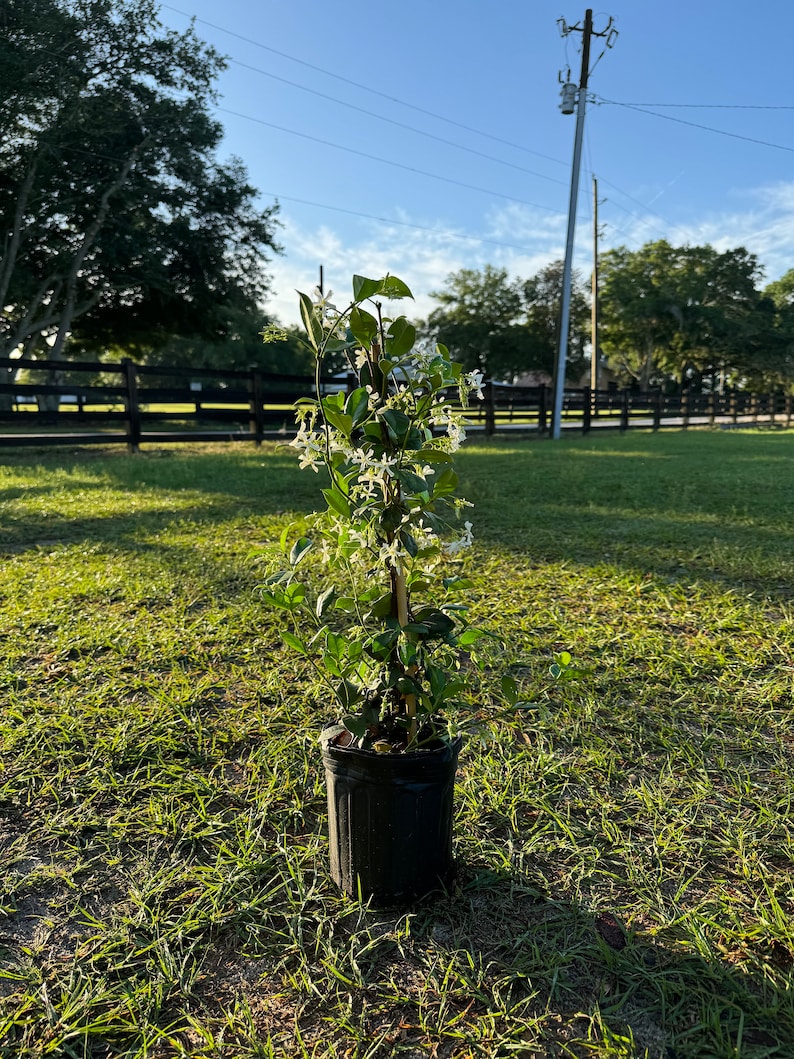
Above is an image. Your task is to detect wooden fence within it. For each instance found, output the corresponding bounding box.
[1,356,792,450]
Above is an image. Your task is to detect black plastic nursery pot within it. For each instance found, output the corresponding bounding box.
[320,725,462,905]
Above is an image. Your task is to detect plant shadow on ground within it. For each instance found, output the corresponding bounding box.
[333,860,788,1059]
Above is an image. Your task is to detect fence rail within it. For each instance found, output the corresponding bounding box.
[1,356,791,449]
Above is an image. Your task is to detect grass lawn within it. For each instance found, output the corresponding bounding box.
[2,428,794,1058]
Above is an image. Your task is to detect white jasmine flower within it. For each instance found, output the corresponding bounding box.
[465,370,485,400]
[378,538,408,569]
[312,287,336,311]
[289,422,325,472]
[444,520,474,555]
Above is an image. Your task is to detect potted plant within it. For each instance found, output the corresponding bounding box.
[262,273,488,904]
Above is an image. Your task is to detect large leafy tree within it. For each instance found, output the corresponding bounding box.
[422,262,589,383]
[0,0,280,369]
[421,266,529,381]
[599,240,765,389]
[521,260,589,382]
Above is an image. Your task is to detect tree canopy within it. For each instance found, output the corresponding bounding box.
[598,240,767,389]
[422,263,588,382]
[0,0,281,366]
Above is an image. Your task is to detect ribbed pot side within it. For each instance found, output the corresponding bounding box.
[320,727,462,905]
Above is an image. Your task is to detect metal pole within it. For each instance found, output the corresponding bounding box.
[551,9,593,440]
[590,175,599,395]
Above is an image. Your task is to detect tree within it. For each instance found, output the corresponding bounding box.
[422,262,590,383]
[753,270,794,389]
[420,266,526,381]
[0,0,280,372]
[521,260,589,382]
[599,240,765,390]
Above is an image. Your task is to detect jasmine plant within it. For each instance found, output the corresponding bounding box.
[262,273,487,752]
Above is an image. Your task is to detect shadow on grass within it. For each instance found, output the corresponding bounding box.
[4,433,794,599]
[344,862,788,1058]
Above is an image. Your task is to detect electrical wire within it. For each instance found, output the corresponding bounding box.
[595,97,794,154]
[218,105,565,214]
[227,57,568,188]
[159,2,567,168]
[263,191,544,252]
[600,100,794,110]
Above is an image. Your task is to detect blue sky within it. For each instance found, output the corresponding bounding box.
[158,0,794,327]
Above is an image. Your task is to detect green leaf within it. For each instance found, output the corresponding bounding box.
[381,408,411,443]
[326,631,347,659]
[411,607,456,639]
[345,386,371,427]
[322,487,351,519]
[282,631,307,655]
[397,675,422,696]
[396,469,429,495]
[368,592,394,618]
[398,640,417,667]
[416,448,453,464]
[316,587,336,618]
[442,576,475,590]
[334,595,357,612]
[289,536,312,566]
[349,306,379,349]
[379,276,413,300]
[432,466,459,498]
[261,588,290,610]
[320,398,353,435]
[368,628,400,658]
[501,673,518,704]
[399,530,418,558]
[378,505,404,532]
[386,317,416,357]
[457,628,486,647]
[342,712,369,738]
[352,275,384,301]
[284,582,306,607]
[298,291,323,351]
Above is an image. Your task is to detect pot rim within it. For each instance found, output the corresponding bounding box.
[320,723,463,760]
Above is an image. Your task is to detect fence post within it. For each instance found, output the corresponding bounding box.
[248,369,265,446]
[484,380,496,436]
[708,390,716,426]
[582,386,591,435]
[681,389,689,430]
[122,358,141,453]
[620,388,630,432]
[653,390,662,431]
[787,392,793,428]
[538,386,548,434]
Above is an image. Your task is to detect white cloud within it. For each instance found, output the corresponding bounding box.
[598,180,794,284]
[262,180,794,333]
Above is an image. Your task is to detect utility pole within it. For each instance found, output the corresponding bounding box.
[551,10,616,439]
[591,175,599,395]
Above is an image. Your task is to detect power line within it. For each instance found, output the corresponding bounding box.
[228,57,568,188]
[218,105,565,213]
[159,2,567,168]
[595,96,794,154]
[29,136,550,252]
[599,100,794,110]
[263,191,544,252]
